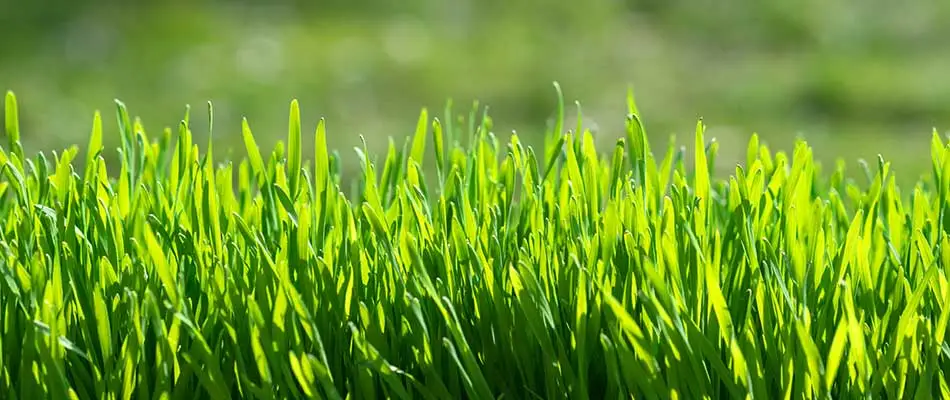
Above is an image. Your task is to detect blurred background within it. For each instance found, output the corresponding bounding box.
[2,0,949,185]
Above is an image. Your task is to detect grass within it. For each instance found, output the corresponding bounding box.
[0,84,949,399]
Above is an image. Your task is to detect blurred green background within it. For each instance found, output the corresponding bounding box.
[2,0,948,185]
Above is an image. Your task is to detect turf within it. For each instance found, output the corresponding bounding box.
[0,87,948,399]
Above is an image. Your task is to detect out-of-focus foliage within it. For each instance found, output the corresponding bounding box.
[2,0,949,184]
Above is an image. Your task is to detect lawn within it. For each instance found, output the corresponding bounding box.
[1,86,948,398]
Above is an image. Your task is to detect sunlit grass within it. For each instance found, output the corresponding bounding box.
[0,85,948,399]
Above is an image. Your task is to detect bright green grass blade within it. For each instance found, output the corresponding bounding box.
[288,350,317,399]
[314,117,328,191]
[551,82,564,147]
[83,111,103,181]
[174,312,231,400]
[626,111,649,193]
[694,120,710,241]
[242,118,266,183]
[411,107,428,165]
[563,132,585,201]
[91,289,113,370]
[794,317,824,396]
[114,99,138,188]
[288,99,302,198]
[4,91,23,161]
[250,320,275,397]
[599,289,657,377]
[824,318,849,392]
[432,117,445,179]
[705,247,751,395]
[143,223,179,307]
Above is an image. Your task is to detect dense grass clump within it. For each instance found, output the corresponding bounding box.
[1,86,949,399]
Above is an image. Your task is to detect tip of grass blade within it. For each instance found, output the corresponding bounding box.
[182,103,191,126]
[207,100,214,139]
[4,90,24,161]
[553,81,564,138]
[5,90,18,142]
[288,99,302,194]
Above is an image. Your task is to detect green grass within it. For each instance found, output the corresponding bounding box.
[1,85,949,399]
